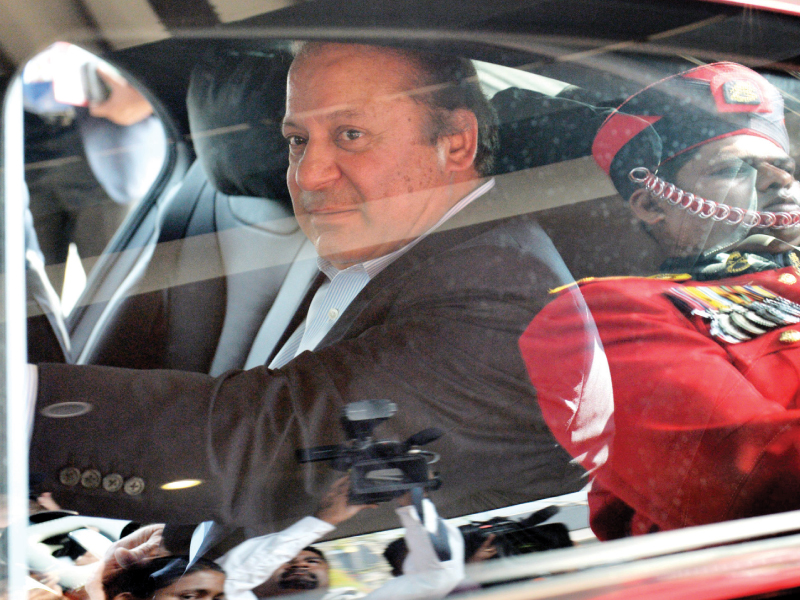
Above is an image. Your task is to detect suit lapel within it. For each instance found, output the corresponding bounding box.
[264,271,327,366]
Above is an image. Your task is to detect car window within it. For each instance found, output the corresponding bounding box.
[7,3,800,600]
[22,42,168,314]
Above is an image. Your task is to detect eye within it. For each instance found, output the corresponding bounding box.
[339,129,364,142]
[285,135,307,155]
[708,161,755,179]
[774,160,796,177]
[711,167,746,178]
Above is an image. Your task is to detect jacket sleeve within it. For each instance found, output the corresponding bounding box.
[521,280,800,536]
[29,226,584,531]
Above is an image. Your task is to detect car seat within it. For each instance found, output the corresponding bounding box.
[490,86,663,280]
[74,48,319,374]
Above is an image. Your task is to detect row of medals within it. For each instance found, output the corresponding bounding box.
[667,284,800,344]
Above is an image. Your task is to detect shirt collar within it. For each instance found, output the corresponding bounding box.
[317,178,495,280]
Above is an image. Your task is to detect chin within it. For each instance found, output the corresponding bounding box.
[280,580,319,591]
[765,226,800,245]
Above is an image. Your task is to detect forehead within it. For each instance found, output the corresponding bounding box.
[285,44,419,119]
[689,135,787,165]
[674,134,790,178]
[163,570,225,592]
[296,550,326,562]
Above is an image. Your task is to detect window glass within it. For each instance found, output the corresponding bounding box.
[12,4,800,600]
[22,42,167,314]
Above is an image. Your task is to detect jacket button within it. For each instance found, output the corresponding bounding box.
[124,477,146,496]
[780,330,800,344]
[80,469,101,489]
[102,474,124,493]
[59,467,81,487]
[779,273,798,285]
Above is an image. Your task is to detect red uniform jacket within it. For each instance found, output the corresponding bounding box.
[520,266,800,540]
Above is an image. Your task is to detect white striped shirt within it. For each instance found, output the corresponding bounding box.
[269,178,494,368]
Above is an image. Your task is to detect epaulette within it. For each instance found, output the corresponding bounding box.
[549,272,692,295]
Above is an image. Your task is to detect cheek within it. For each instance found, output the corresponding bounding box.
[695,180,755,208]
[315,568,329,584]
[287,165,299,192]
[665,207,712,238]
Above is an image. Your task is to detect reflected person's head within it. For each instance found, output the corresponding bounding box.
[383,537,408,577]
[103,556,225,600]
[593,62,798,256]
[283,42,497,269]
[252,547,329,598]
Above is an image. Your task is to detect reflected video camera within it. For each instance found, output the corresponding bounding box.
[459,506,573,559]
[296,399,443,504]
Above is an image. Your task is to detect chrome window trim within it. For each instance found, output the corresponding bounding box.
[3,76,32,597]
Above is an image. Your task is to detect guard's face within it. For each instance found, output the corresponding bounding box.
[664,134,799,252]
[152,570,226,600]
[283,44,459,269]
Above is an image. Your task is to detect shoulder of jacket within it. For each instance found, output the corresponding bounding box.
[549,273,693,295]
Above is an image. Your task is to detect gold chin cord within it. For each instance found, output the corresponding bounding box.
[628,167,800,230]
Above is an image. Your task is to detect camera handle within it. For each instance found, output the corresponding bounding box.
[411,486,451,562]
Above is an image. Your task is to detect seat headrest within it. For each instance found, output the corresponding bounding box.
[187,48,292,203]
[491,87,608,175]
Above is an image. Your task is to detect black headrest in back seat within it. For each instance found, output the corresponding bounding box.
[491,87,609,175]
[187,48,292,204]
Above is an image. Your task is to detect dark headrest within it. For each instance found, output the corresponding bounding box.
[491,87,608,175]
[187,48,292,203]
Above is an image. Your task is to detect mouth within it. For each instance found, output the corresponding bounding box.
[764,202,800,213]
[309,208,355,214]
[305,206,358,219]
[279,572,318,590]
[762,189,800,213]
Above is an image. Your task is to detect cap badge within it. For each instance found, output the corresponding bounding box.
[722,80,762,106]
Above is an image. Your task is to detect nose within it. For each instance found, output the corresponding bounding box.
[293,138,340,191]
[287,556,312,569]
[756,162,796,193]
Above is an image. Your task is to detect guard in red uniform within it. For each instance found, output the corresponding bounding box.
[520,63,800,540]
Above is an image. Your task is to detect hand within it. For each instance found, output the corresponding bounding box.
[466,534,498,564]
[37,492,61,511]
[30,572,64,600]
[314,475,377,526]
[88,68,154,126]
[84,524,168,600]
[29,585,64,600]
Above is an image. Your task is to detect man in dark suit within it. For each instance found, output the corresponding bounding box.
[30,42,586,533]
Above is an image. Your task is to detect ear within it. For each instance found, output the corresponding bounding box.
[438,109,479,174]
[628,188,665,225]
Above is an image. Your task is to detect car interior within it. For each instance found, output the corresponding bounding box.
[12,0,800,597]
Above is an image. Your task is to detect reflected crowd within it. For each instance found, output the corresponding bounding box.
[26,477,571,599]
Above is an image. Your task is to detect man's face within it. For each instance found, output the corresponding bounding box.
[254,550,330,597]
[658,134,799,253]
[282,44,473,269]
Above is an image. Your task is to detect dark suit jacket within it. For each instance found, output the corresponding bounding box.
[30,187,586,535]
